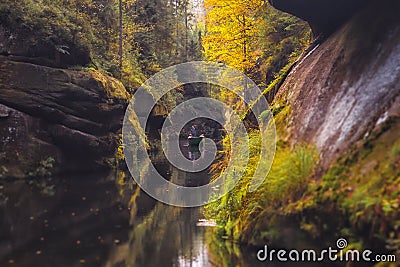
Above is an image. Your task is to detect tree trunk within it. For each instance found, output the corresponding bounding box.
[242,14,248,104]
[184,0,189,61]
[119,0,123,78]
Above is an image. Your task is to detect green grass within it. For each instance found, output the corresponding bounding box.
[205,132,319,243]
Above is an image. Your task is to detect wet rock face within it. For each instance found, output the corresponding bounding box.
[274,0,400,169]
[0,56,129,177]
[269,0,367,36]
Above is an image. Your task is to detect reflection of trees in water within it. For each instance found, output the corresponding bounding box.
[106,194,181,265]
[205,230,246,267]
[106,156,208,267]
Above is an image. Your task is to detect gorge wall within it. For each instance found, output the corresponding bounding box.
[269,0,367,36]
[0,57,129,178]
[238,0,400,252]
[272,0,400,173]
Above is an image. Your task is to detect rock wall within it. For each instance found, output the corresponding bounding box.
[0,56,129,178]
[274,0,400,170]
[269,0,367,36]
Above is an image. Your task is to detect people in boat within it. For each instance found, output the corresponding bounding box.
[190,125,197,137]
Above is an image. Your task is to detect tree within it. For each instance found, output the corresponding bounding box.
[119,0,123,78]
[203,0,263,73]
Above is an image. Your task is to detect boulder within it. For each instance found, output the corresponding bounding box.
[0,56,130,178]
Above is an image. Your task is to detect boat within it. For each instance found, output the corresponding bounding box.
[188,135,204,146]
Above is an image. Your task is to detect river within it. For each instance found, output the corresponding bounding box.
[0,141,339,267]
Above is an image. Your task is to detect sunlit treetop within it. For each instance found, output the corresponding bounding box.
[203,0,264,72]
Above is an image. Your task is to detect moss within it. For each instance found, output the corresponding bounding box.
[242,60,296,124]
[271,104,285,116]
[88,70,130,100]
[291,117,400,253]
[262,61,295,99]
[274,105,291,139]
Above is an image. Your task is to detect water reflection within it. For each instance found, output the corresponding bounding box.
[0,173,132,267]
[106,143,212,267]
[0,140,344,267]
[109,141,345,267]
[188,145,201,161]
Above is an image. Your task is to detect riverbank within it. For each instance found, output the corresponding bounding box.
[204,0,400,263]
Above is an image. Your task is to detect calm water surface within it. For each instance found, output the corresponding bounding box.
[0,142,342,267]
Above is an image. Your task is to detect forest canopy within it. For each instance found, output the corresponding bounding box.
[0,0,310,93]
[0,0,203,91]
[202,0,310,88]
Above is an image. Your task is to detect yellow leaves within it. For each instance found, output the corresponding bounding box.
[122,0,136,9]
[381,199,399,216]
[203,0,264,71]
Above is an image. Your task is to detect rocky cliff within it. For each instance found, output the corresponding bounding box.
[260,0,400,251]
[0,56,129,178]
[273,0,400,171]
[269,0,367,36]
